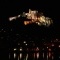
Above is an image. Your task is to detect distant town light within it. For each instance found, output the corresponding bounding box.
[47,47,48,49]
[36,47,39,51]
[14,48,17,51]
[23,41,26,43]
[56,39,58,41]
[25,44,28,46]
[20,48,22,51]
[59,45,60,48]
[14,53,16,59]
[9,9,53,27]
[52,44,54,47]
[37,47,39,50]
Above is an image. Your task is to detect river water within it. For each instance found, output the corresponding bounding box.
[9,51,60,60]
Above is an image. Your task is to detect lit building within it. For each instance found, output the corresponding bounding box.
[9,9,53,26]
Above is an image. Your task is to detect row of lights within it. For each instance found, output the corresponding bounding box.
[13,45,60,52]
[14,48,22,51]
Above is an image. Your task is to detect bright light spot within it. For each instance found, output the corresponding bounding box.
[14,48,17,51]
[25,44,27,46]
[23,41,26,43]
[20,48,22,51]
[59,45,60,48]
[17,15,21,18]
[39,16,45,22]
[24,21,30,25]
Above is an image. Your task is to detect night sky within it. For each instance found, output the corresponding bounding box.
[0,0,60,48]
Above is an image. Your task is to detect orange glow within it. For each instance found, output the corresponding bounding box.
[24,21,29,25]
[9,9,53,26]
[24,21,32,25]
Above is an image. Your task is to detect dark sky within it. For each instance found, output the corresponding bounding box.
[0,0,60,16]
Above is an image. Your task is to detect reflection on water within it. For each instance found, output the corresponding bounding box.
[9,51,59,60]
[36,52,39,59]
[43,52,44,58]
[14,53,16,59]
[20,53,22,59]
[9,53,10,59]
[47,53,48,60]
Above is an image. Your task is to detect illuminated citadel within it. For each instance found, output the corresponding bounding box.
[9,9,53,26]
